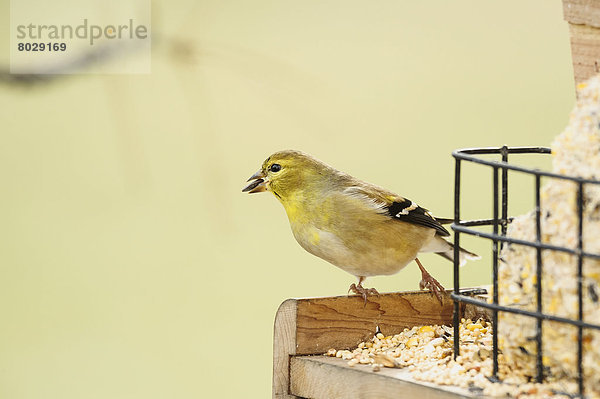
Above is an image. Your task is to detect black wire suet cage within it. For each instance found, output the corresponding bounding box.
[451,146,600,398]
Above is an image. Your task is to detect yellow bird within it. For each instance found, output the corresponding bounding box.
[243,150,479,302]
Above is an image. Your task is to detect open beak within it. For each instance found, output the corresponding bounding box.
[242,170,267,193]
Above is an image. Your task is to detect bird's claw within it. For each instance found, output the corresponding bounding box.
[348,283,379,306]
[419,271,445,305]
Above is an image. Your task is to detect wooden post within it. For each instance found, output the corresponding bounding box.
[563,0,600,84]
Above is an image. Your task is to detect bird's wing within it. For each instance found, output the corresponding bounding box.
[343,185,451,237]
[387,198,450,236]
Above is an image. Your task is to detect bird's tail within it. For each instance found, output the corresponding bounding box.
[420,235,480,266]
[436,242,480,267]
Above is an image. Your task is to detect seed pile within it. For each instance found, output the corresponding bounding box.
[326,319,580,398]
[498,76,600,395]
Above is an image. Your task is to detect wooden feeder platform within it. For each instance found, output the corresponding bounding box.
[273,290,490,399]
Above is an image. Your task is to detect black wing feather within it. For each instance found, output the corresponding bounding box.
[387,198,450,237]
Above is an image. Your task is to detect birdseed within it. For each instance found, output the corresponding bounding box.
[325,319,583,398]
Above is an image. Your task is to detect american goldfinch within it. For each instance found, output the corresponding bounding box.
[243,150,479,303]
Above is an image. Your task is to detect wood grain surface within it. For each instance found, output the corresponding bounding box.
[290,356,478,399]
[563,0,600,84]
[568,23,600,84]
[295,291,454,355]
[272,299,298,399]
[563,0,600,28]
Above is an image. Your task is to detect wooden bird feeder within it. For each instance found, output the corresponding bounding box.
[272,291,489,399]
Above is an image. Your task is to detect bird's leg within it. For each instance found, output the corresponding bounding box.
[348,276,379,304]
[415,258,445,305]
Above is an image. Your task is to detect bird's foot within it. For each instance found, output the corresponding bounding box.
[418,270,445,305]
[348,283,379,305]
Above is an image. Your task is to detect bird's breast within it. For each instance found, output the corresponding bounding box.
[290,222,351,264]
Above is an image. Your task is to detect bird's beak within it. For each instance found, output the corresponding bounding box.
[242,170,267,193]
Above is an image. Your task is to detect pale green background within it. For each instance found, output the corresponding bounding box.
[0,1,575,398]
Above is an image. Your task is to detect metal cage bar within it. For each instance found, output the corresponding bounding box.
[535,174,543,383]
[453,158,461,359]
[451,146,600,398]
[501,146,509,242]
[577,181,584,395]
[492,166,499,378]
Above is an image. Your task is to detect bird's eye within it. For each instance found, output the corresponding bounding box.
[270,163,282,173]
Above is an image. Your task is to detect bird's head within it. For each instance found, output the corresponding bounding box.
[242,150,328,201]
